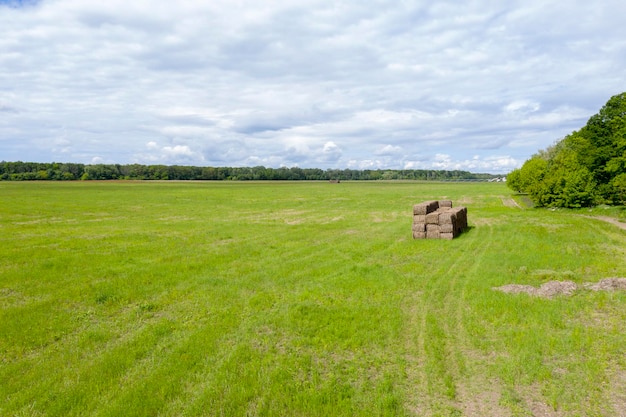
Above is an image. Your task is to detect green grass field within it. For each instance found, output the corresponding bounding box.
[1,181,625,416]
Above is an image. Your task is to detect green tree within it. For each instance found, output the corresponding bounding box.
[509,92,625,207]
[612,173,626,204]
[506,168,523,192]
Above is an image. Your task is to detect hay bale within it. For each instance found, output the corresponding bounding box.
[413,214,426,223]
[425,212,440,224]
[459,211,468,230]
[413,200,439,215]
[426,230,441,239]
[450,207,467,230]
[412,200,467,239]
[449,207,463,215]
[438,211,456,224]
[413,201,434,215]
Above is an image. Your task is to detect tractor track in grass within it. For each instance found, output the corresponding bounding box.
[404,221,496,416]
[447,222,515,416]
[443,222,497,415]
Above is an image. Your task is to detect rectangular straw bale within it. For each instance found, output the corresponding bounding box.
[413,200,438,215]
[413,214,426,223]
[426,230,441,239]
[412,231,426,239]
[412,222,426,232]
[448,207,466,225]
[438,211,456,224]
[439,200,453,208]
[413,204,426,215]
[426,224,440,232]
[457,207,467,229]
[440,232,454,240]
[448,207,462,215]
[440,223,454,233]
[425,212,440,224]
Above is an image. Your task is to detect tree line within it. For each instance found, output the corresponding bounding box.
[507,92,626,207]
[0,162,497,182]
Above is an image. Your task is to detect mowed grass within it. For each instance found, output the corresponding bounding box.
[1,181,625,416]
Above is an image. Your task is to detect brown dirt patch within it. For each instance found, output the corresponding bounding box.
[494,281,577,298]
[494,278,626,298]
[584,278,626,291]
[523,384,567,417]
[455,379,512,417]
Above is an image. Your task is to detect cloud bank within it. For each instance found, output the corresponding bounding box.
[1,0,625,173]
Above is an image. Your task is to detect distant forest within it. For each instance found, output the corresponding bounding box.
[0,161,499,182]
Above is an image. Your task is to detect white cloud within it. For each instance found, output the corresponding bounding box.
[323,141,339,153]
[375,145,403,156]
[505,100,540,114]
[1,0,625,173]
[140,141,204,164]
[162,145,194,158]
[320,141,342,163]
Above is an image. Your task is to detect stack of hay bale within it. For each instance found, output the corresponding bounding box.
[412,200,467,240]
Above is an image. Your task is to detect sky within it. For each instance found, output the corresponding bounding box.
[1,0,625,173]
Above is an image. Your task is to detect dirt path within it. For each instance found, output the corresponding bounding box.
[501,197,625,231]
[584,216,626,231]
[500,197,520,208]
